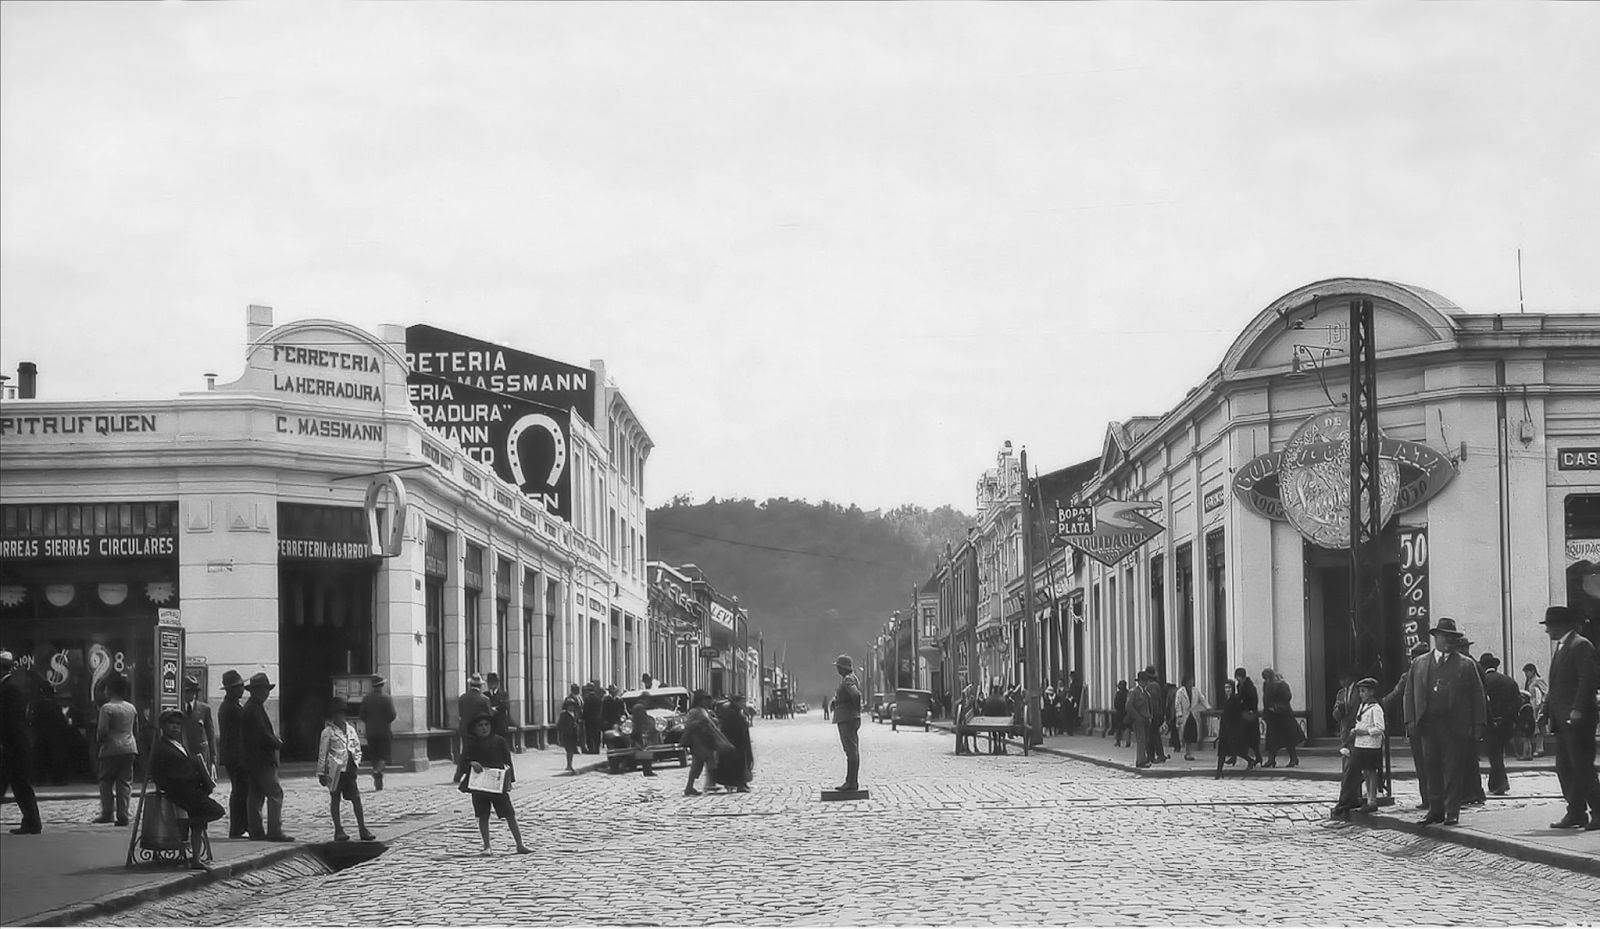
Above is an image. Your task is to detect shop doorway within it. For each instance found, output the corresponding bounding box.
[1304,540,1402,740]
[277,562,375,761]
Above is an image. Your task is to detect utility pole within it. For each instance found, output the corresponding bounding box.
[1020,448,1043,748]
[1347,297,1390,800]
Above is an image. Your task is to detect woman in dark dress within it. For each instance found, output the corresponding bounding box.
[150,709,225,870]
[1232,668,1264,767]
[1260,668,1302,768]
[682,690,732,795]
[712,696,752,792]
[1215,680,1259,777]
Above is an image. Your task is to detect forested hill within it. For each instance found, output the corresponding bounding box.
[646,497,971,702]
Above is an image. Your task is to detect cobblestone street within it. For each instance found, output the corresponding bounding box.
[80,717,1600,926]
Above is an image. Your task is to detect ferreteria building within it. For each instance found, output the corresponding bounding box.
[1029,278,1600,738]
[0,305,652,774]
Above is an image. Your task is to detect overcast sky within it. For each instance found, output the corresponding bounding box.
[3,2,1597,513]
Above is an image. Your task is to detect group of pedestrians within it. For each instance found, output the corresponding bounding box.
[1042,672,1086,736]
[1111,666,1217,769]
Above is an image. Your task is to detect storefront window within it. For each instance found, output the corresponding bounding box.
[1565,494,1600,629]
[424,526,449,734]
[464,543,484,678]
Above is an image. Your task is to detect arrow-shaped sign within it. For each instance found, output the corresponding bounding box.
[1053,500,1164,567]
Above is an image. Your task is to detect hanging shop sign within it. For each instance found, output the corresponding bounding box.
[406,373,572,522]
[405,324,596,426]
[1557,448,1600,471]
[1231,410,1455,549]
[1397,526,1429,657]
[1051,500,1164,567]
[278,504,379,561]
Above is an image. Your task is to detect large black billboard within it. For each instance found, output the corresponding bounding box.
[406,373,572,522]
[405,324,596,425]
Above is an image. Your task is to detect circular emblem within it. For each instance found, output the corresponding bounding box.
[1232,410,1456,549]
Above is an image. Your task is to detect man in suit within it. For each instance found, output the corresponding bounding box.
[1402,617,1487,826]
[181,676,217,776]
[1540,605,1600,830]
[454,673,491,782]
[215,669,250,837]
[484,672,511,742]
[239,673,293,842]
[1478,653,1523,797]
[0,651,43,835]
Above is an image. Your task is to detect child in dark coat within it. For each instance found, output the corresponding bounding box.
[455,714,531,855]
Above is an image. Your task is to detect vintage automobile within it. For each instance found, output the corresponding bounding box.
[871,693,890,723]
[604,686,690,774]
[891,688,933,732]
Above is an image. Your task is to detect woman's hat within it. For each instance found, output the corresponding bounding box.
[1427,617,1467,639]
[245,672,275,691]
[158,708,185,725]
[1540,605,1579,627]
[467,712,494,729]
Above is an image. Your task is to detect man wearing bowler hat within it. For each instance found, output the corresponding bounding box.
[239,672,293,841]
[1402,617,1487,826]
[1540,605,1600,830]
[830,654,863,792]
[215,669,250,837]
[359,675,396,791]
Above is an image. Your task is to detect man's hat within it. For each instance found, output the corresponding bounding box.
[834,654,854,671]
[1137,669,1155,681]
[1354,677,1379,690]
[1540,605,1579,627]
[158,708,185,725]
[0,650,15,665]
[220,669,244,690]
[467,672,484,689]
[183,675,200,690]
[1479,653,1502,671]
[486,671,500,683]
[1427,617,1467,639]
[370,675,386,687]
[245,672,275,691]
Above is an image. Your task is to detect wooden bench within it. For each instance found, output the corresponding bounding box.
[957,715,1028,756]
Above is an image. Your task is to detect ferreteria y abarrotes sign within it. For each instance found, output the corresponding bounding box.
[407,373,572,521]
[1232,410,1455,549]
[405,324,596,426]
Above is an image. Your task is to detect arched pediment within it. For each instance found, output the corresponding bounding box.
[1222,279,1461,376]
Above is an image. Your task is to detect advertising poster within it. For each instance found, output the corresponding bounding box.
[406,372,572,522]
[405,324,596,425]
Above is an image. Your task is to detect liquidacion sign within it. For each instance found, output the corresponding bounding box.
[406,373,572,522]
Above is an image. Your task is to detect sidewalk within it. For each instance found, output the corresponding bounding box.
[0,747,607,927]
[930,721,1598,876]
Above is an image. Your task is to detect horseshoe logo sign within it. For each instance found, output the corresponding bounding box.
[507,412,567,493]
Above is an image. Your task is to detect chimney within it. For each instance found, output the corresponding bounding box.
[18,362,37,399]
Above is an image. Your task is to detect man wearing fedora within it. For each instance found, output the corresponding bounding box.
[830,654,863,792]
[454,673,491,783]
[181,675,216,777]
[1402,617,1487,826]
[239,672,293,841]
[215,669,251,837]
[1540,605,1600,830]
[359,675,396,791]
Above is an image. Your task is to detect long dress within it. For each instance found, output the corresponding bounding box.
[1263,679,1303,753]
[713,703,752,788]
[1235,677,1263,760]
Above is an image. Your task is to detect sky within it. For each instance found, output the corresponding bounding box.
[3,2,1598,513]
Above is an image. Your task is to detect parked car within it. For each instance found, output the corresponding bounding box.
[871,693,889,722]
[795,702,809,715]
[891,688,933,732]
[604,686,690,774]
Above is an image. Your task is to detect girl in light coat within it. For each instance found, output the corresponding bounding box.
[317,697,375,842]
[1174,674,1210,762]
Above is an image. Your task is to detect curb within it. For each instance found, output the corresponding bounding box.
[1340,812,1600,879]
[9,757,608,927]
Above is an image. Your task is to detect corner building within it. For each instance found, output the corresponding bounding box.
[0,306,653,772]
[1048,278,1600,737]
